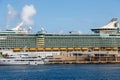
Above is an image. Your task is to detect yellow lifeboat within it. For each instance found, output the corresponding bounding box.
[37,48,44,51]
[29,48,36,51]
[13,48,21,52]
[93,47,99,51]
[74,48,81,51]
[81,48,88,51]
[21,48,29,51]
[52,48,59,51]
[112,47,118,51]
[67,48,74,51]
[60,48,67,51]
[105,47,112,51]
[45,48,52,51]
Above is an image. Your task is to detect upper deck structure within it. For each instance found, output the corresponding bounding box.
[0,18,120,53]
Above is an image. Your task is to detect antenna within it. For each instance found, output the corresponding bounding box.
[28,26,32,32]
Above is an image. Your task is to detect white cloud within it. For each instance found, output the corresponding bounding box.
[7,4,17,19]
[7,4,17,28]
[21,5,36,26]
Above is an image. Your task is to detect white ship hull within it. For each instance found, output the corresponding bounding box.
[0,58,44,65]
[0,50,61,65]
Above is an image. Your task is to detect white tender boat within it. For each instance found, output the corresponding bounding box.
[0,53,44,65]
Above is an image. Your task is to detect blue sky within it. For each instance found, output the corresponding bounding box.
[0,0,120,33]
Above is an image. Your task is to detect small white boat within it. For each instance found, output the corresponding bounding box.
[0,53,44,65]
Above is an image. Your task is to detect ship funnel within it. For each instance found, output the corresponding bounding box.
[101,18,119,28]
[91,18,120,34]
[110,18,119,27]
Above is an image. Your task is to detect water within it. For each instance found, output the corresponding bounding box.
[0,64,120,80]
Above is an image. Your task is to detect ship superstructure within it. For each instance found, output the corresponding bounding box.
[0,18,120,64]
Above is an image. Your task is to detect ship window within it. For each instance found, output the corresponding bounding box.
[114,23,118,27]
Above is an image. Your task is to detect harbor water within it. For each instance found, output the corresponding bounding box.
[0,64,120,80]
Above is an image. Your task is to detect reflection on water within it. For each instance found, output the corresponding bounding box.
[0,64,120,80]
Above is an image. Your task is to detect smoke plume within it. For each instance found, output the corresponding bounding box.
[21,5,36,26]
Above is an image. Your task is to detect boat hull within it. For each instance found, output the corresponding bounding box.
[0,59,44,65]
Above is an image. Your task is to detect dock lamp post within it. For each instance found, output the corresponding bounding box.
[98,49,100,62]
[115,54,118,62]
[89,54,95,62]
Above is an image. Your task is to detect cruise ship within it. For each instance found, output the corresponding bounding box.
[0,18,120,64]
